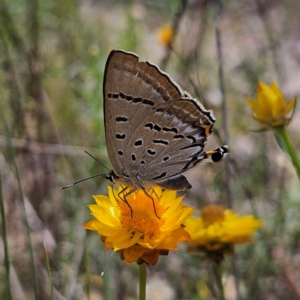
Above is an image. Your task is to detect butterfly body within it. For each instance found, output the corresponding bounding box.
[103,50,228,191]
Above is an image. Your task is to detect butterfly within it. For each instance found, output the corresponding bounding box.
[103,49,228,192]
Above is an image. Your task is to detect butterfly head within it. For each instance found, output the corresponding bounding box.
[104,170,119,184]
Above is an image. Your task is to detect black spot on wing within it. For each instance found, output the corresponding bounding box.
[142,99,155,106]
[116,116,128,122]
[116,134,126,140]
[174,134,184,139]
[134,139,143,147]
[133,97,143,103]
[153,139,168,146]
[118,150,123,156]
[153,124,161,132]
[147,149,157,156]
[156,107,165,113]
[163,127,178,134]
[145,123,161,132]
[145,122,154,130]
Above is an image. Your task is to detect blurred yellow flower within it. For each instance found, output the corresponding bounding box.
[185,205,262,260]
[157,24,173,46]
[247,81,296,129]
[85,186,193,265]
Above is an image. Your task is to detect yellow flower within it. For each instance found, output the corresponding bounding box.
[85,186,193,265]
[247,81,296,129]
[185,205,262,260]
[157,24,173,46]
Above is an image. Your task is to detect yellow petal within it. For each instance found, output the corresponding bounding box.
[156,226,190,249]
[285,97,296,115]
[85,186,194,264]
[246,99,259,113]
[248,81,296,128]
[84,220,102,231]
[270,82,283,98]
[185,206,262,254]
[93,194,110,206]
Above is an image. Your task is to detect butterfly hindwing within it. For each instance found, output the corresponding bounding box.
[122,99,215,187]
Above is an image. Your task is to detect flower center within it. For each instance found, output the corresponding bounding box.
[200,205,225,226]
[118,189,165,236]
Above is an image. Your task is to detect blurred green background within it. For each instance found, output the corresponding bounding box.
[0,0,300,299]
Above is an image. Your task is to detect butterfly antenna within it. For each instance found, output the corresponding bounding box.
[84,151,110,171]
[60,174,107,190]
[101,250,115,277]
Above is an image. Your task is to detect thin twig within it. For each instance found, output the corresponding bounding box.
[0,173,13,300]
[215,9,232,208]
[2,117,39,299]
[160,0,188,70]
[254,0,283,81]
[0,0,27,56]
[0,135,103,156]
[215,3,240,300]
[0,4,26,135]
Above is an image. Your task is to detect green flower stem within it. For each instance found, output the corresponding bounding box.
[213,262,226,300]
[139,263,147,300]
[275,127,300,181]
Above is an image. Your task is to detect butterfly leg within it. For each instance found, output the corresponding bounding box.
[112,185,161,219]
[116,185,134,218]
[142,188,160,220]
[151,188,160,201]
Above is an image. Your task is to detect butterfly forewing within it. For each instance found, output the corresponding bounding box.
[103,50,187,178]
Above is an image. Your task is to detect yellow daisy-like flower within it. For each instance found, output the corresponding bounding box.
[247,81,296,129]
[185,205,262,261]
[85,186,193,265]
[157,24,173,46]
